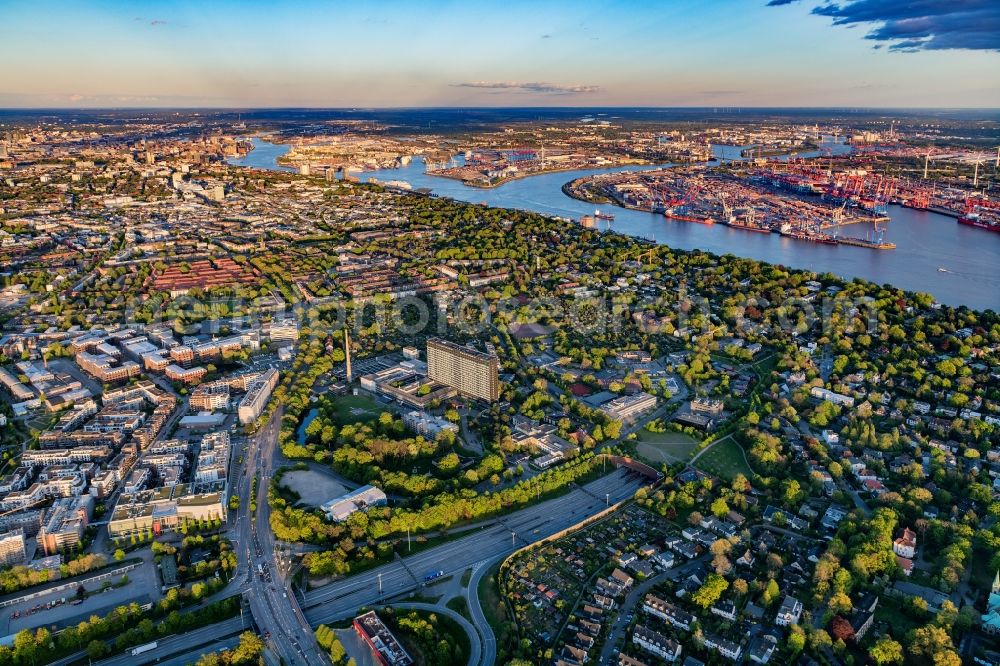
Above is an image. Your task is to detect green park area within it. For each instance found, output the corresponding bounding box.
[692,436,754,481]
[328,393,384,425]
[635,429,701,464]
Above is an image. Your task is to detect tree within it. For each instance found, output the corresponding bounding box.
[869,637,903,665]
[329,637,347,663]
[828,592,852,614]
[787,624,806,653]
[113,549,126,562]
[710,497,729,518]
[810,629,833,652]
[230,631,266,664]
[691,573,729,610]
[762,579,780,606]
[907,624,960,666]
[87,639,107,660]
[829,615,855,643]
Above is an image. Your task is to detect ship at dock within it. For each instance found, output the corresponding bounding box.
[837,236,896,249]
[829,220,896,249]
[957,199,1000,233]
[779,227,838,245]
[665,209,714,225]
[958,214,1000,232]
[725,221,772,233]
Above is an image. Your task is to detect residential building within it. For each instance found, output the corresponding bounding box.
[893,527,917,558]
[633,625,682,662]
[238,367,279,424]
[702,634,742,661]
[748,635,778,664]
[643,594,694,631]
[810,386,855,407]
[0,529,27,565]
[775,595,803,626]
[107,482,227,537]
[37,495,93,555]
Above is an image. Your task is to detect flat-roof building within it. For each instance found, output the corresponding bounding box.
[238,367,278,424]
[353,611,413,666]
[426,338,499,402]
[0,529,27,566]
[322,485,387,522]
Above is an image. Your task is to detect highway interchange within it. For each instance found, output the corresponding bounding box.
[97,396,651,666]
[238,412,643,666]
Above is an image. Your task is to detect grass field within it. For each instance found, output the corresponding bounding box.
[692,436,754,481]
[446,595,472,621]
[329,394,384,425]
[635,430,702,464]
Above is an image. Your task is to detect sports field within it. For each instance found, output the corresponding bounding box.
[635,429,701,464]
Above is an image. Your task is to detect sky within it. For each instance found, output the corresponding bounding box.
[0,0,998,108]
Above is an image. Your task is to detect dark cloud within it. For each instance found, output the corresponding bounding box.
[541,34,552,39]
[149,19,168,26]
[452,81,601,94]
[767,0,1000,52]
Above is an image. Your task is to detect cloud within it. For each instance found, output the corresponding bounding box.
[452,81,601,95]
[149,19,168,26]
[767,0,1000,52]
[541,34,552,39]
[700,89,746,96]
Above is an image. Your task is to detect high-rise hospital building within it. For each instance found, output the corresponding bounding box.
[426,338,499,402]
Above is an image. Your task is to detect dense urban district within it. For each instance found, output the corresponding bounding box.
[0,109,999,666]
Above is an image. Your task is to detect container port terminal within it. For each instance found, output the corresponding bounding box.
[565,144,1000,246]
[566,166,899,249]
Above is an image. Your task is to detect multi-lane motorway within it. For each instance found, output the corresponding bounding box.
[302,469,645,626]
[149,399,650,666]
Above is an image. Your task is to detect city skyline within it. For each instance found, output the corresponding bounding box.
[1,0,998,108]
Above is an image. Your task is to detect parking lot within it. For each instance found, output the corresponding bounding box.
[1,560,161,635]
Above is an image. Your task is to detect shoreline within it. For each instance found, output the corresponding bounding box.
[428,160,656,190]
[226,140,996,309]
[561,174,899,250]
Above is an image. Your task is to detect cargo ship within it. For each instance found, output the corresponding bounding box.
[781,230,838,245]
[958,213,1000,233]
[594,210,615,221]
[665,210,714,225]
[726,221,771,233]
[837,237,896,250]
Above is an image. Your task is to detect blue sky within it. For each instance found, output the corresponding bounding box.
[1,0,997,107]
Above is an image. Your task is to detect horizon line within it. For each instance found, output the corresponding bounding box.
[2,105,1000,112]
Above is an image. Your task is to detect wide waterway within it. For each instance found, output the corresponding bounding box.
[229,138,1000,311]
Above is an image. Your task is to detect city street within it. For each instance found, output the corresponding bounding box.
[225,405,329,666]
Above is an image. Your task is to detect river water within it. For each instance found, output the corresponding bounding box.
[229,138,1000,310]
